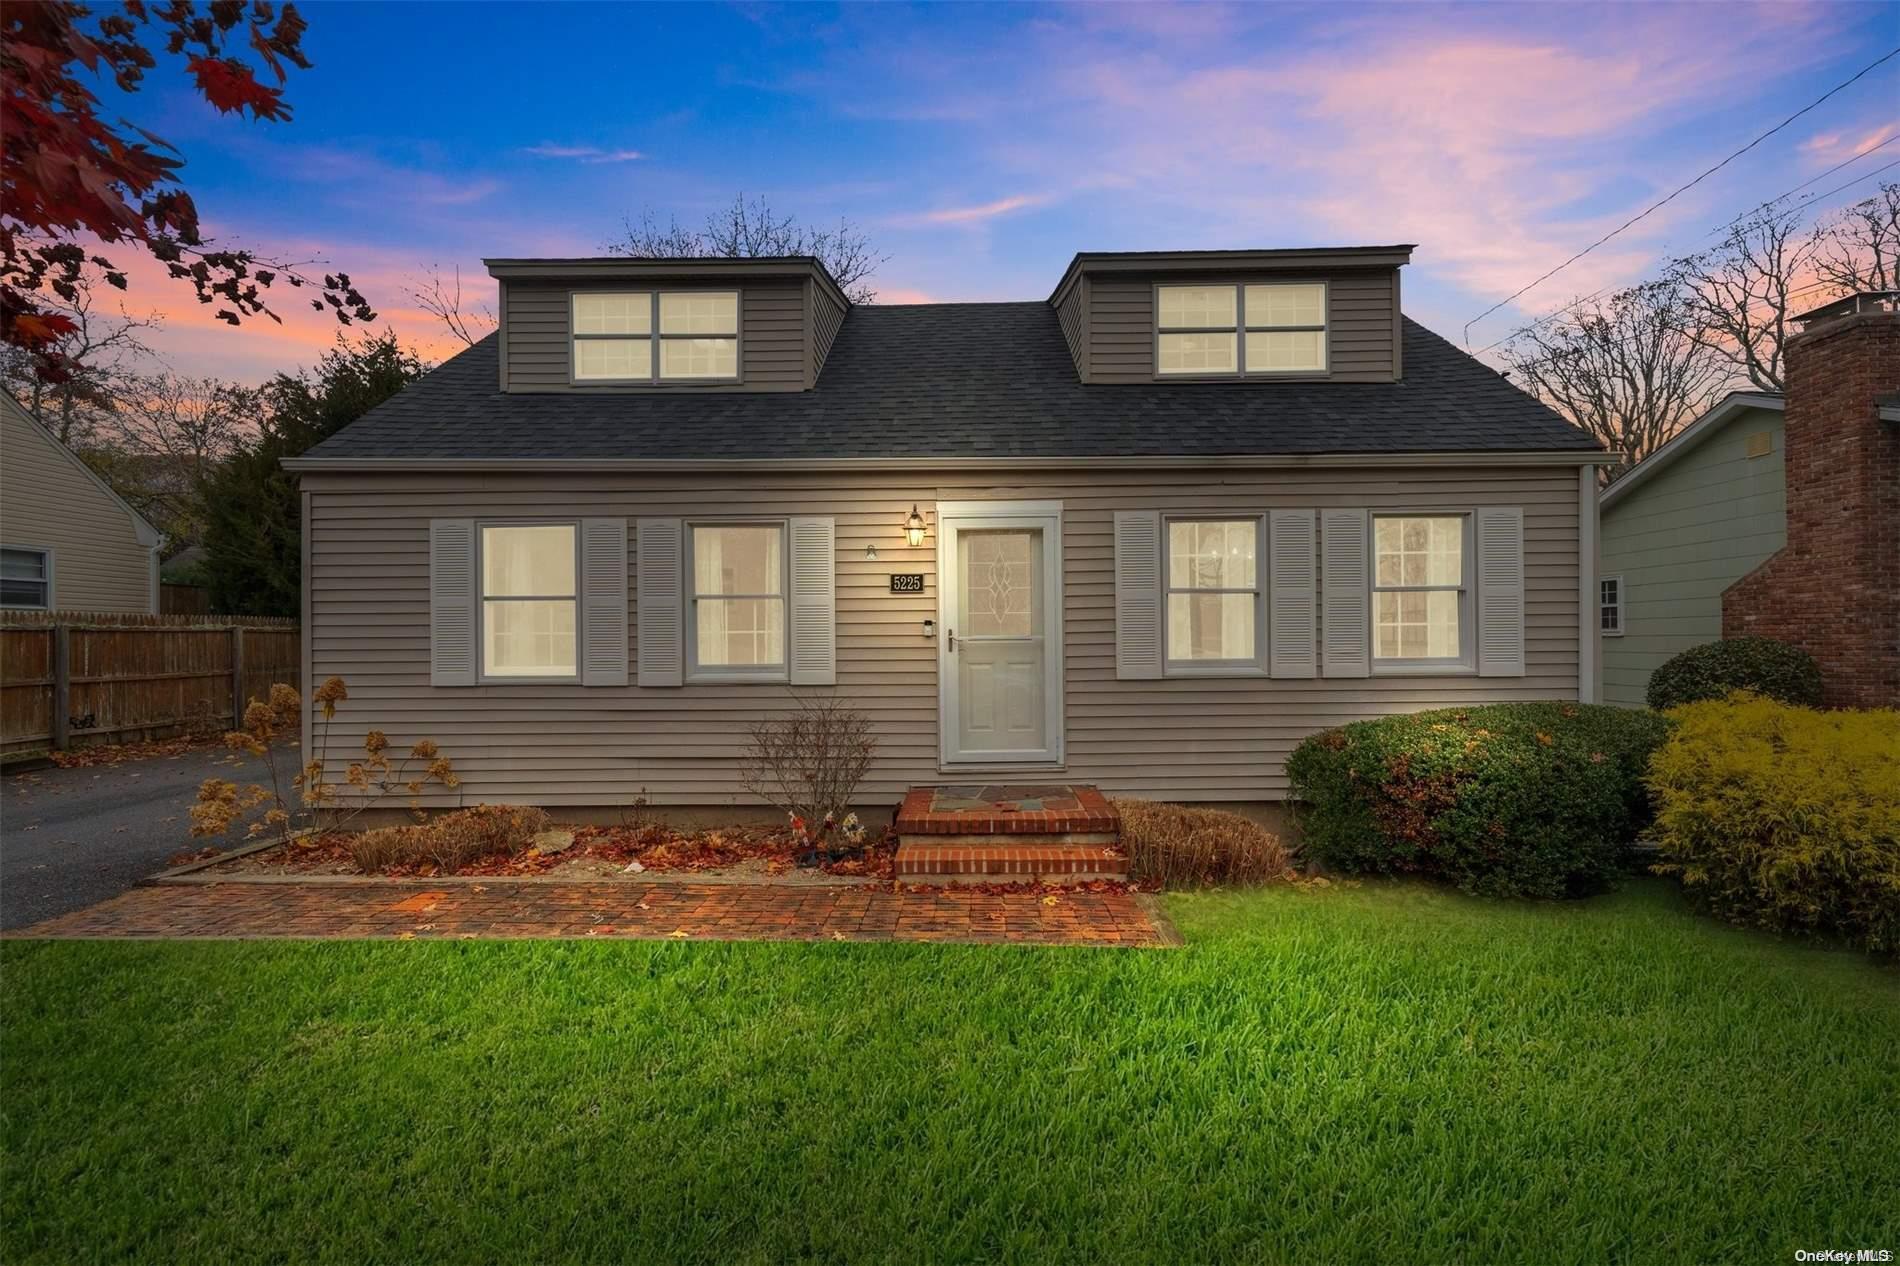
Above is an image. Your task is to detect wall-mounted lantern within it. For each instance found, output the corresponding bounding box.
[905,505,927,548]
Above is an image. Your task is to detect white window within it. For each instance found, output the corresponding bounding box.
[1244,283,1327,373]
[1600,576,1624,636]
[572,293,653,382]
[1165,518,1264,671]
[1156,283,1328,377]
[480,524,577,679]
[689,523,786,677]
[572,291,739,383]
[1372,515,1470,667]
[0,547,50,609]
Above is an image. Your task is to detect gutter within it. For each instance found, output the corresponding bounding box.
[284,450,1609,474]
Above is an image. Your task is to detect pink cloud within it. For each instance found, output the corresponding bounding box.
[892,194,1049,227]
[872,286,940,305]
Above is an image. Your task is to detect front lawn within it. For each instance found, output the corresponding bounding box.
[4,880,1896,1263]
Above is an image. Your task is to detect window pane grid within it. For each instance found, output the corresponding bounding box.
[690,524,787,673]
[574,291,739,382]
[1157,283,1328,375]
[1165,519,1258,664]
[480,525,578,678]
[1372,515,1466,663]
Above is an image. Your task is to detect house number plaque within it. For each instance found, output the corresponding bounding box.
[889,574,925,593]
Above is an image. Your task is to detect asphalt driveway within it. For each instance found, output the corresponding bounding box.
[1,744,280,931]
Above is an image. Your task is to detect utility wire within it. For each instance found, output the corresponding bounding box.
[1476,154,1900,357]
[1475,137,1900,356]
[1462,45,1900,347]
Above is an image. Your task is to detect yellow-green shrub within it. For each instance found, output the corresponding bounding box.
[1648,694,1900,952]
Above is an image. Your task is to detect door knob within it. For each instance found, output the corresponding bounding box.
[947,629,956,652]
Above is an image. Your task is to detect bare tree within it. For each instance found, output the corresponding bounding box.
[740,691,877,855]
[93,373,261,544]
[1504,280,1731,481]
[607,193,888,303]
[1668,205,1821,393]
[1811,181,1900,295]
[405,263,498,348]
[0,289,162,447]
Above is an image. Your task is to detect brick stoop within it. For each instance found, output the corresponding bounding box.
[895,843,1128,885]
[894,784,1126,884]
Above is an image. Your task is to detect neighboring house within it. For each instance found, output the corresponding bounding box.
[1597,392,1787,707]
[1723,292,1899,709]
[284,246,1606,816]
[0,390,163,614]
[1600,291,1899,710]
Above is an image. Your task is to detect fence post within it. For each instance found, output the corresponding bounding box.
[50,624,70,751]
[230,625,246,727]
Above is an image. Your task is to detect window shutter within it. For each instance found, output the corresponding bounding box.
[635,517,684,687]
[1114,510,1162,680]
[580,518,629,686]
[788,516,836,686]
[429,519,477,687]
[1476,506,1526,677]
[1269,509,1317,678]
[1320,508,1370,678]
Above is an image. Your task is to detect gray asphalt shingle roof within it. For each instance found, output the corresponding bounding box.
[303,302,1598,461]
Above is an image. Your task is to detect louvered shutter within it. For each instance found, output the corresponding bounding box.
[1320,508,1370,678]
[1476,506,1526,677]
[429,519,477,686]
[1269,509,1318,678]
[580,518,629,686]
[788,516,836,686]
[1114,510,1162,680]
[635,517,684,687]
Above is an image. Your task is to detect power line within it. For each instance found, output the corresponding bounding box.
[1462,45,1900,347]
[1474,152,1900,357]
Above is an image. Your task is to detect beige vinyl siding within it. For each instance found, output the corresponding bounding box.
[1599,407,1786,706]
[503,278,808,392]
[0,394,155,612]
[305,464,1578,808]
[811,284,847,382]
[1087,268,1400,383]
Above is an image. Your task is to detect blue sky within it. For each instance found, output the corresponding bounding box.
[106,1,1900,381]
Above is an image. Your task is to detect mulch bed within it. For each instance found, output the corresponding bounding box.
[196,823,899,884]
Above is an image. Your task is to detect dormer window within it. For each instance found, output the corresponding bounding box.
[571,291,740,384]
[1156,282,1328,378]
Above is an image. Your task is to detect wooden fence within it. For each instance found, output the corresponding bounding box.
[0,612,300,757]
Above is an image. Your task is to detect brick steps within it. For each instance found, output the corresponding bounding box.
[894,842,1129,885]
[893,784,1125,884]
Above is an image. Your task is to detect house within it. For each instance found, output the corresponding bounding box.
[1596,392,1787,707]
[1600,291,1899,710]
[1722,292,1899,708]
[284,246,1606,834]
[0,390,163,614]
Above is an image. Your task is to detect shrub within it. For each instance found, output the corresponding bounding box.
[349,804,551,874]
[1646,637,1823,711]
[1112,800,1294,888]
[740,692,876,852]
[1648,694,1900,952]
[1286,702,1671,899]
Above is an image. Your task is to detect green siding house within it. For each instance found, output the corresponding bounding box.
[1596,392,1786,707]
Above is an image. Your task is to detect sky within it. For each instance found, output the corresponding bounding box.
[84,0,1900,383]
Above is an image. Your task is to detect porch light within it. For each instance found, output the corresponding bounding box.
[905,505,927,548]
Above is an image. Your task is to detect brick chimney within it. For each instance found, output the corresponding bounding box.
[1722,291,1900,708]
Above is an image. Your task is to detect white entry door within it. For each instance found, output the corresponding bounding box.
[939,503,1063,765]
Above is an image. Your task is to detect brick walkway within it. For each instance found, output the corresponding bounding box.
[8,879,1171,947]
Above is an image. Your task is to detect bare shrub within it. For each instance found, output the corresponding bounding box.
[1112,799,1294,888]
[349,804,552,874]
[740,692,876,851]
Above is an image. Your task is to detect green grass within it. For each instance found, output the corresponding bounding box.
[4,880,1897,1264]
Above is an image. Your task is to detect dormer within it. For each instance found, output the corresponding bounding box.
[1047,245,1413,384]
[486,256,851,393]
